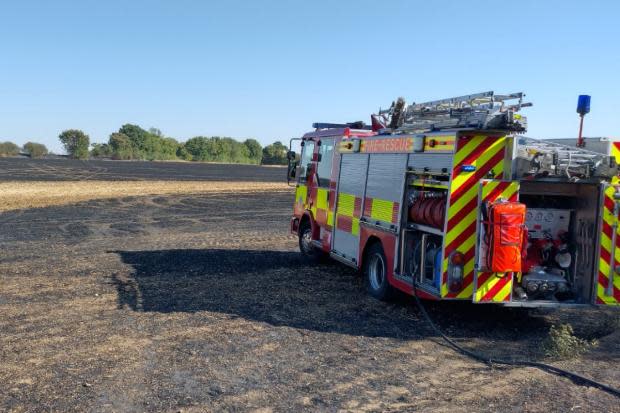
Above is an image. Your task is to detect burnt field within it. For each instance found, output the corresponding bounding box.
[0,162,619,412]
[0,157,285,182]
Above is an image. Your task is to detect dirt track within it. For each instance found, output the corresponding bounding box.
[0,160,619,412]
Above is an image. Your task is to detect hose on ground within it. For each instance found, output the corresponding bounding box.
[411,288,620,399]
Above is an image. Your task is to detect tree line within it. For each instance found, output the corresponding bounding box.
[61,124,288,165]
[0,141,49,158]
[0,125,288,165]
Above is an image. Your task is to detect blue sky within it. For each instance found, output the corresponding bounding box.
[1,0,619,153]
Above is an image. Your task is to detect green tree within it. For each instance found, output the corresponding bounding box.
[176,144,192,160]
[23,142,48,158]
[90,143,111,158]
[109,132,133,160]
[159,137,181,160]
[149,127,163,137]
[58,129,90,159]
[243,139,262,164]
[184,136,211,161]
[118,124,149,158]
[0,141,20,157]
[261,141,288,165]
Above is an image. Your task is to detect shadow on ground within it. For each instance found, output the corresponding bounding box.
[109,248,555,344]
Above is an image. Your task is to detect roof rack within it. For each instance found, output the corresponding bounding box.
[375,91,532,133]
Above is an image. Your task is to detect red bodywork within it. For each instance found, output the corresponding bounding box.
[290,127,438,300]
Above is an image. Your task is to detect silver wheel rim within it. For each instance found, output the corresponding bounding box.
[368,253,385,290]
[301,228,313,254]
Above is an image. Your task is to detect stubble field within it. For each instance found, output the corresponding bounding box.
[0,159,618,412]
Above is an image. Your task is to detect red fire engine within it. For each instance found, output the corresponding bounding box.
[288,92,620,307]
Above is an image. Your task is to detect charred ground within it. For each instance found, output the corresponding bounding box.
[0,160,618,412]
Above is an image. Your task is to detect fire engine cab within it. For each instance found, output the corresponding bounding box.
[288,92,620,307]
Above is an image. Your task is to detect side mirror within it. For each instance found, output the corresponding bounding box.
[287,161,297,181]
[287,150,296,160]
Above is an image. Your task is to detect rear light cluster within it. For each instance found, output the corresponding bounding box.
[448,251,464,293]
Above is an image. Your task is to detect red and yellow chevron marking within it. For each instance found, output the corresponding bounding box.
[440,134,512,298]
[595,142,620,306]
[472,180,520,303]
[336,192,362,235]
[596,180,620,306]
[474,272,513,302]
[363,197,400,225]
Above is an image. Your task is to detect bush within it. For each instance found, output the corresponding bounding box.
[23,142,49,158]
[243,139,263,164]
[90,143,111,158]
[109,133,134,160]
[542,324,594,359]
[91,122,269,165]
[59,129,90,159]
[183,136,260,164]
[107,125,181,161]
[0,141,21,157]
[261,141,288,165]
[176,145,192,161]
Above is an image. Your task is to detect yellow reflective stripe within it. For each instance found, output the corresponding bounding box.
[446,184,478,220]
[411,180,448,189]
[441,281,448,297]
[450,138,506,190]
[600,232,620,268]
[612,144,620,165]
[456,282,474,299]
[445,208,477,246]
[352,217,360,236]
[598,259,620,290]
[370,198,394,222]
[480,180,501,203]
[495,279,513,302]
[475,275,502,301]
[316,188,329,210]
[501,182,519,200]
[337,193,355,216]
[327,210,334,226]
[296,185,308,205]
[453,135,485,166]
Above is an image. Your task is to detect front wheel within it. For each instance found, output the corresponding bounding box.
[298,222,323,262]
[299,223,314,254]
[364,242,395,301]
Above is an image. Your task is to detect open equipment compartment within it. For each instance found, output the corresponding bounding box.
[399,169,450,292]
[518,180,602,304]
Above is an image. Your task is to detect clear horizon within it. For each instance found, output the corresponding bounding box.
[1,0,619,154]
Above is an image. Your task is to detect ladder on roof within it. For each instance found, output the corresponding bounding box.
[516,136,617,179]
[376,91,532,132]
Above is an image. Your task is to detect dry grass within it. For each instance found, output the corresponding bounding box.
[0,180,290,212]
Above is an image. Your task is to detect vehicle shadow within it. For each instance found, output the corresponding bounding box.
[109,248,552,345]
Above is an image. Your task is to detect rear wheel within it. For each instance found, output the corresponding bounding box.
[364,242,395,301]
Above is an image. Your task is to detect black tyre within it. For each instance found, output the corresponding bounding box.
[298,222,321,261]
[364,242,395,301]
